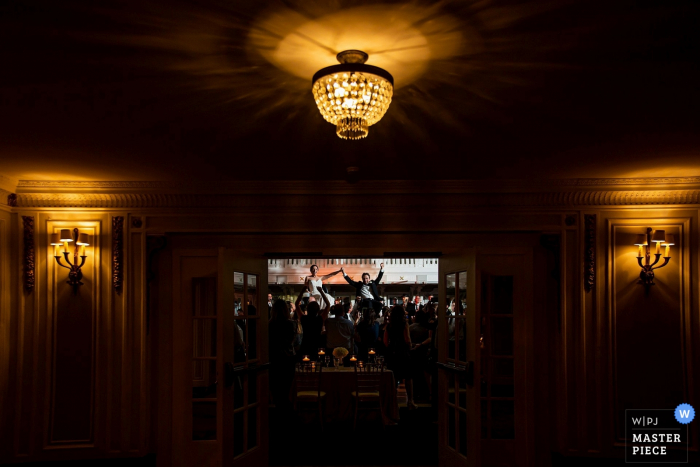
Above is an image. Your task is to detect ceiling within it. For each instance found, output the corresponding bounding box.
[0,0,698,185]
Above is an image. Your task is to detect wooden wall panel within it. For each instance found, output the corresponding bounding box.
[563,228,579,452]
[106,215,122,453]
[0,211,12,459]
[610,220,688,442]
[584,215,600,453]
[128,228,147,453]
[16,212,36,457]
[47,222,100,446]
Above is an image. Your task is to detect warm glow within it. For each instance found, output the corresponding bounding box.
[663,234,675,258]
[249,4,466,89]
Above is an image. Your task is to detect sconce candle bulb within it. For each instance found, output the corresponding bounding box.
[50,233,62,257]
[663,234,674,258]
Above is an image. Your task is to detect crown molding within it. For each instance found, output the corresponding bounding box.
[10,177,700,208]
[11,189,700,209]
[14,176,700,195]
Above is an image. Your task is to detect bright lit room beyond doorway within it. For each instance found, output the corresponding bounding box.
[267,257,441,467]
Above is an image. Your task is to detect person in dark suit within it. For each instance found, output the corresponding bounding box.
[341,262,384,313]
[404,294,417,321]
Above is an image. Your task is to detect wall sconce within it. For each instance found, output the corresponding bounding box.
[634,227,674,294]
[51,228,89,290]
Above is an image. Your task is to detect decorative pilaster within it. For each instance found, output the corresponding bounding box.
[22,216,35,292]
[112,216,124,292]
[584,214,596,292]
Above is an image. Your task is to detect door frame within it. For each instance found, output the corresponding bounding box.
[163,233,542,467]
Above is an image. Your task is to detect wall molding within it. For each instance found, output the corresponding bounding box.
[607,217,695,451]
[22,216,35,292]
[112,217,123,292]
[584,215,596,292]
[15,176,700,193]
[10,190,700,209]
[47,220,101,448]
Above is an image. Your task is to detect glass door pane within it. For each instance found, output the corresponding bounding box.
[480,274,515,441]
[438,253,478,467]
[219,249,268,467]
[192,277,217,441]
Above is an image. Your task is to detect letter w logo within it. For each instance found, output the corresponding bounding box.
[679,410,690,418]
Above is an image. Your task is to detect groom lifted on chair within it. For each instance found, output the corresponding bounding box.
[341,262,385,314]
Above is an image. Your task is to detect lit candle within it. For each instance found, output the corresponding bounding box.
[63,241,69,253]
[302,355,310,362]
[638,245,642,257]
[655,242,660,255]
[54,244,59,257]
[665,244,670,257]
[80,244,86,256]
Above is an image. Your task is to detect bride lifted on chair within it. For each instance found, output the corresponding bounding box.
[305,264,342,310]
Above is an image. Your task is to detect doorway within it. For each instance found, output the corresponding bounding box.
[163,233,542,467]
[267,256,440,466]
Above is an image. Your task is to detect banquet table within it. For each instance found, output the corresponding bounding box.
[315,366,399,423]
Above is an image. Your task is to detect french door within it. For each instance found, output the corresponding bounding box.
[172,248,268,467]
[438,249,533,467]
[438,251,480,467]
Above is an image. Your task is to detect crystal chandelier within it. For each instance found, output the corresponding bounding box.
[312,50,394,140]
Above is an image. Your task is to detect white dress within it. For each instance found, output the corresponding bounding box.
[307,277,330,310]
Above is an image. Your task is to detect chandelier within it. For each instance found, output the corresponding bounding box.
[312,50,394,140]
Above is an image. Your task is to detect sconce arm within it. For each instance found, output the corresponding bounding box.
[649,253,663,268]
[651,257,671,271]
[77,255,87,269]
[636,256,645,268]
[54,256,72,270]
[62,251,75,267]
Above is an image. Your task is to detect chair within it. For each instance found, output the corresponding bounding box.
[351,363,385,430]
[293,363,326,429]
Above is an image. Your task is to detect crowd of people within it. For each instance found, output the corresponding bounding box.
[268,263,439,412]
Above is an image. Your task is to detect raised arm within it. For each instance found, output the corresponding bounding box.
[374,262,385,283]
[341,267,359,287]
[321,305,330,322]
[314,284,331,310]
[320,268,342,281]
[294,283,307,318]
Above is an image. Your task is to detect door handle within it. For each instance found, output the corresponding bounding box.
[225,362,271,390]
[436,361,474,387]
[230,362,271,374]
[225,361,271,387]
